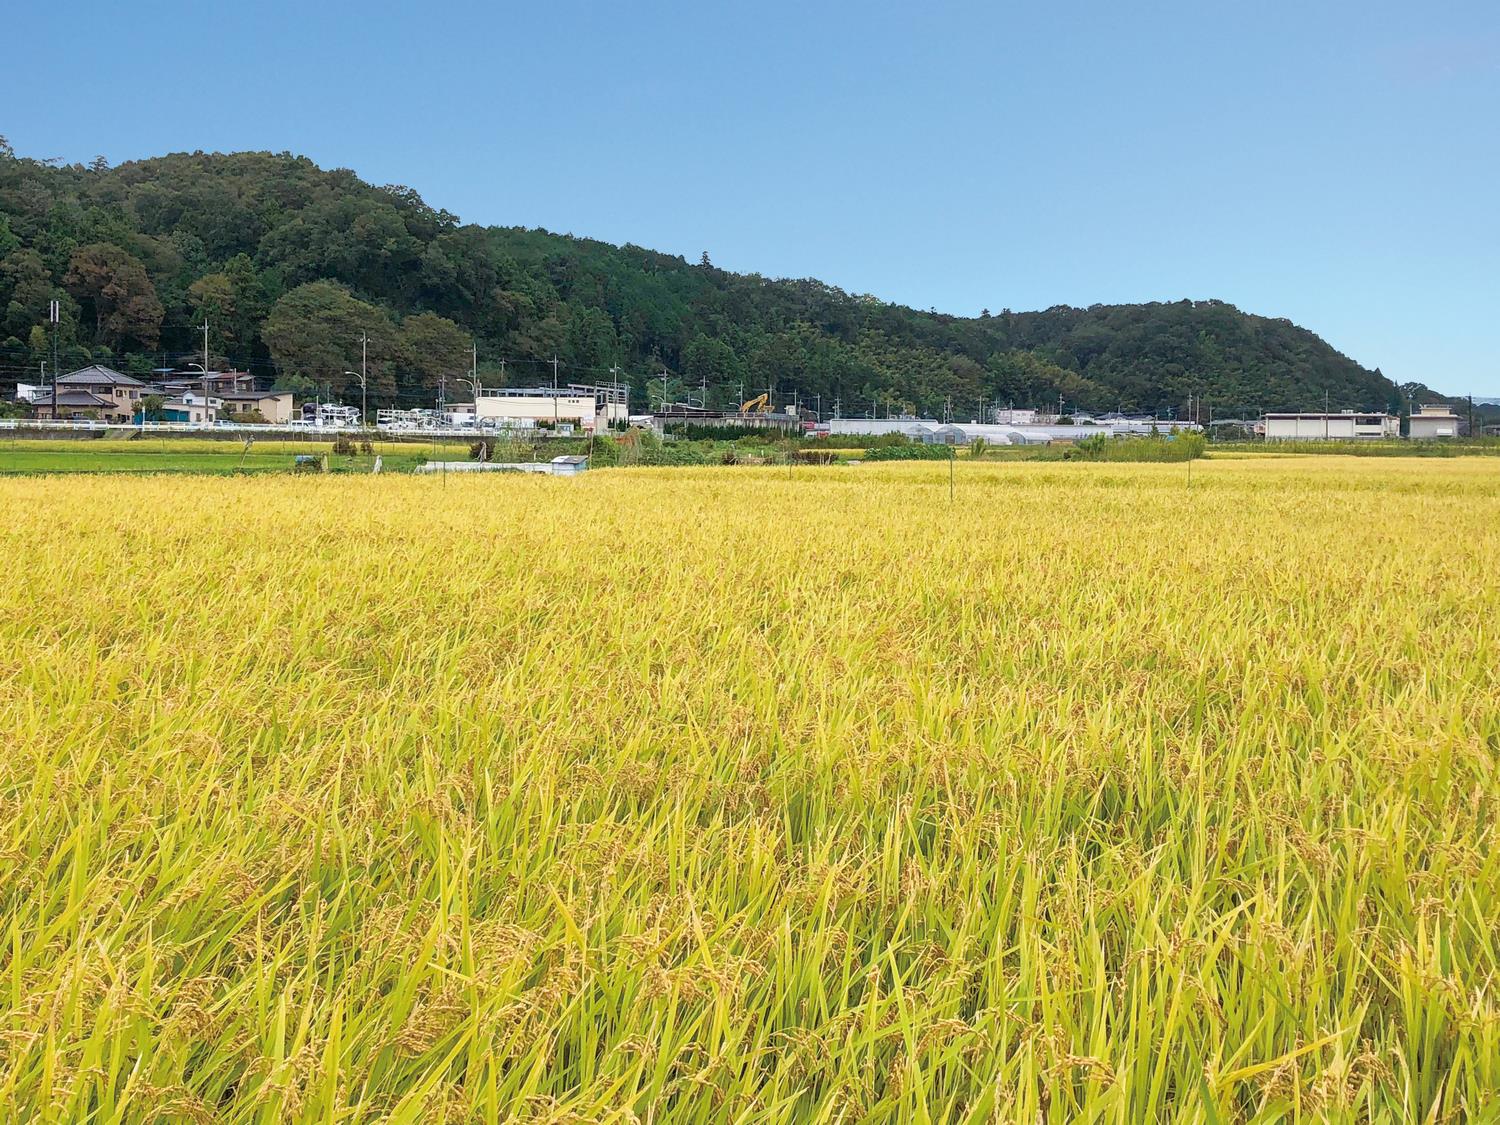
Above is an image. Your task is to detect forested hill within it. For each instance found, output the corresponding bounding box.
[0,143,1399,416]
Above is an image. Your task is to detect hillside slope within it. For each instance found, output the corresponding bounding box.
[0,143,1397,416]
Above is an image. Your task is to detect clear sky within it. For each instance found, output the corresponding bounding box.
[5,0,1498,394]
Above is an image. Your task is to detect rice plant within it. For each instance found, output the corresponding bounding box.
[1,457,1496,1122]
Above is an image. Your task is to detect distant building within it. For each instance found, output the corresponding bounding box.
[218,389,295,424]
[1408,403,1462,440]
[31,365,146,422]
[475,384,629,432]
[1262,412,1399,441]
[158,370,256,396]
[161,391,221,424]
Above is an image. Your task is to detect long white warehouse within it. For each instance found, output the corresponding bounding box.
[1262,412,1399,441]
[474,385,629,432]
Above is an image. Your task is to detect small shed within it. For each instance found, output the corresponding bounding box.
[550,455,590,476]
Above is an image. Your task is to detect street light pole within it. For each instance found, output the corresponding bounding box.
[345,371,367,433]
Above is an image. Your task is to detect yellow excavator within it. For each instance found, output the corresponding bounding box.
[739,392,771,414]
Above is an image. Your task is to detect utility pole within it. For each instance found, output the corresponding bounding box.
[608,364,623,429]
[1325,389,1330,441]
[551,355,560,427]
[360,332,369,430]
[48,299,59,419]
[471,343,482,431]
[661,369,669,413]
[201,319,211,426]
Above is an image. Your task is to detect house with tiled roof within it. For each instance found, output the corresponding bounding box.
[31,366,147,422]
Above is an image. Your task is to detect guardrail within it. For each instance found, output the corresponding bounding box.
[0,419,561,439]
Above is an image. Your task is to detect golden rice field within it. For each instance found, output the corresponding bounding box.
[1,457,1497,1123]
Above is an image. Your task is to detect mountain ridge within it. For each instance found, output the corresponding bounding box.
[0,143,1405,416]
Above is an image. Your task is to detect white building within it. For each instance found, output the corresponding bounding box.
[993,408,1039,425]
[474,385,628,432]
[163,390,222,425]
[1408,404,1462,439]
[1262,412,1399,441]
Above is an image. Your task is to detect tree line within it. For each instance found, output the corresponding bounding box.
[0,140,1402,416]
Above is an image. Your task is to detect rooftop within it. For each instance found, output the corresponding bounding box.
[35,390,117,408]
[1262,412,1393,419]
[57,365,145,387]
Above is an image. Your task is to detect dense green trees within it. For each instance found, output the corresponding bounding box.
[395,311,471,401]
[63,243,164,349]
[0,142,1399,414]
[261,282,394,400]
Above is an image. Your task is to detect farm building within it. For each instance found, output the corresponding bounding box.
[1262,412,1399,441]
[927,425,969,445]
[1408,404,1462,439]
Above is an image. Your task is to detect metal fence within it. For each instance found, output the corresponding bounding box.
[0,419,531,439]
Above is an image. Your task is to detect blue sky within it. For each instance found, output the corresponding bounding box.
[5,0,1498,394]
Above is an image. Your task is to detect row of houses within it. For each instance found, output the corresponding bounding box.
[19,366,295,424]
[15,368,633,433]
